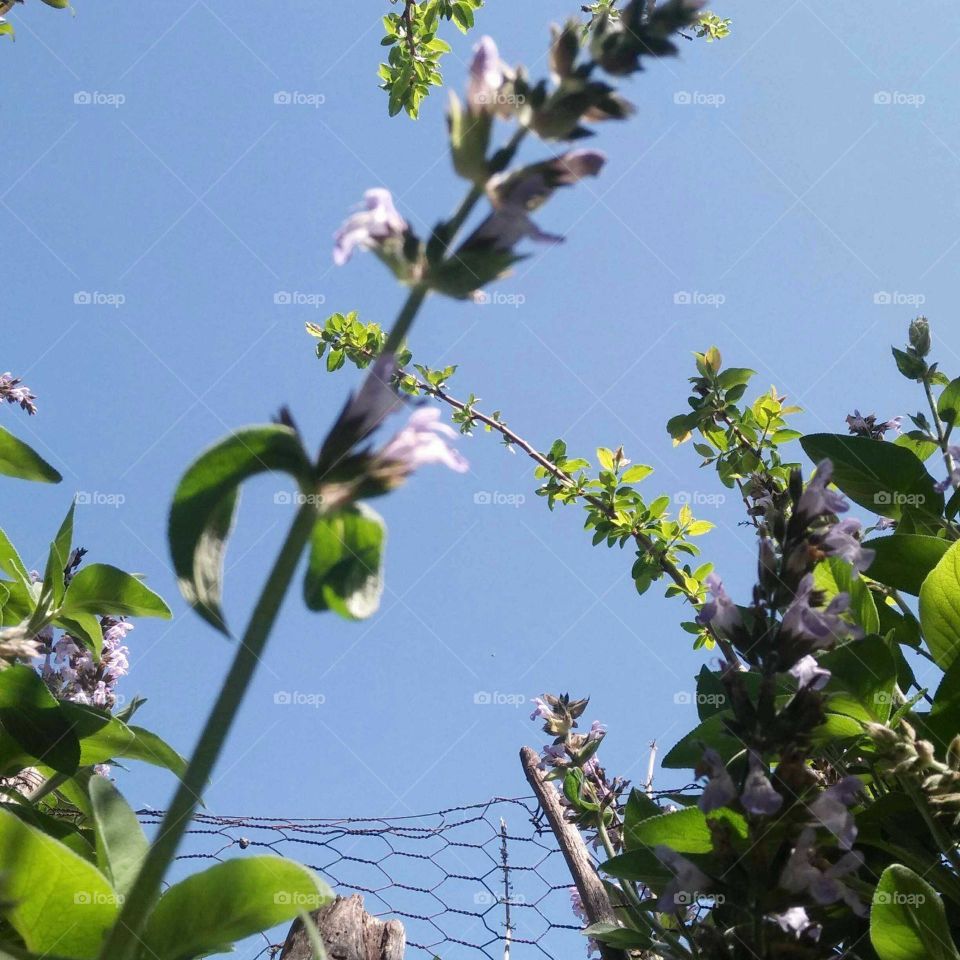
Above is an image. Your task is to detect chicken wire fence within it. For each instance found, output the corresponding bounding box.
[138,796,584,960]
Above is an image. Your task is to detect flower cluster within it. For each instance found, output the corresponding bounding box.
[39,617,132,709]
[0,371,37,415]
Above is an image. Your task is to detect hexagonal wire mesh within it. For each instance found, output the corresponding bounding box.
[138,797,585,960]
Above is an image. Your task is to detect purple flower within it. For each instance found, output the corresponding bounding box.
[654,846,711,913]
[821,518,875,572]
[772,906,821,941]
[810,776,863,849]
[697,573,741,636]
[468,36,505,111]
[569,886,586,922]
[780,828,866,915]
[333,188,408,266]
[587,720,607,742]
[797,460,848,520]
[781,575,861,649]
[845,410,902,439]
[378,407,469,475]
[530,696,554,722]
[539,742,566,770]
[875,516,896,531]
[472,151,606,251]
[789,654,831,691]
[741,752,783,816]
[0,373,37,415]
[697,748,737,813]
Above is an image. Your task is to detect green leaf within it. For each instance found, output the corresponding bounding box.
[54,612,104,658]
[0,806,120,958]
[662,711,741,768]
[61,564,171,620]
[88,775,149,898]
[800,434,943,519]
[141,857,332,960]
[820,635,896,723]
[583,922,653,950]
[894,431,940,463]
[60,702,187,777]
[870,864,960,960]
[0,425,61,483]
[920,541,960,669]
[939,377,960,431]
[864,534,951,596]
[304,504,386,621]
[0,665,79,775]
[813,557,879,635]
[626,806,747,853]
[623,788,663,851]
[596,447,615,471]
[168,426,313,633]
[0,528,31,588]
[621,464,653,484]
[600,848,672,887]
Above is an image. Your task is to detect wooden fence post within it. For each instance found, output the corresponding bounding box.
[520,746,628,960]
[279,893,405,960]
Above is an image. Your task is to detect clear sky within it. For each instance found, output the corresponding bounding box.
[6,0,960,946]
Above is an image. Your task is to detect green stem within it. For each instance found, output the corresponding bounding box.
[902,776,960,876]
[382,283,428,356]
[97,502,317,960]
[923,374,957,487]
[381,127,528,360]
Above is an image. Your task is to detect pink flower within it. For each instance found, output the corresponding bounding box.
[468,36,505,111]
[333,188,408,266]
[379,407,469,475]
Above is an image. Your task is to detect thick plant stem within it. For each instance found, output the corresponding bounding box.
[97,502,317,960]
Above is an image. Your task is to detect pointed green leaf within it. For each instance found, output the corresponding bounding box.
[800,434,943,519]
[88,775,149,898]
[0,665,79,775]
[304,504,385,620]
[870,864,960,960]
[863,534,951,596]
[0,807,119,958]
[920,540,960,669]
[141,857,332,960]
[0,425,61,483]
[168,426,313,633]
[61,564,170,620]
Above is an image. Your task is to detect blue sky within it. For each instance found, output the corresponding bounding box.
[5,0,960,940]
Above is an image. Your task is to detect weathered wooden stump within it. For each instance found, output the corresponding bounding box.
[279,893,406,960]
